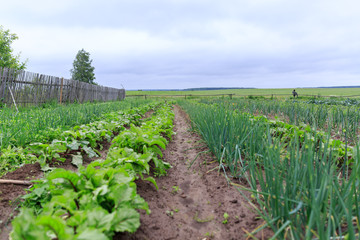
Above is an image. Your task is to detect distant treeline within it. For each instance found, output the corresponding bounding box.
[136,87,256,91]
[318,86,360,88]
[133,86,360,92]
[184,87,256,91]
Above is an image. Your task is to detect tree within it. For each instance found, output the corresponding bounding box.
[70,49,96,84]
[0,26,27,70]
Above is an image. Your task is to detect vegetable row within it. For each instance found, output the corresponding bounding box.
[178,100,360,239]
[0,99,150,149]
[0,102,153,177]
[247,113,354,164]
[199,98,360,142]
[10,103,174,239]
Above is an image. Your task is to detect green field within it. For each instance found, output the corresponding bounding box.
[127,88,360,97]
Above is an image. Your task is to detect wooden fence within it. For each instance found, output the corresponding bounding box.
[0,67,125,106]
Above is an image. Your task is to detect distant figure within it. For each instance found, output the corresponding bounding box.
[292,89,298,98]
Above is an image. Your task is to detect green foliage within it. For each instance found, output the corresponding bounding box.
[171,185,180,194]
[306,98,360,106]
[178,99,360,239]
[222,212,229,224]
[10,101,175,238]
[70,49,96,84]
[112,125,167,157]
[103,147,151,177]
[0,146,37,174]
[11,208,55,240]
[200,97,360,143]
[0,100,152,176]
[0,99,149,149]
[247,95,265,100]
[0,25,27,70]
[251,114,353,163]
[110,104,174,176]
[12,165,144,239]
[29,141,67,171]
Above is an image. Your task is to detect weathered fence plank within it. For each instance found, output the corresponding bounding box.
[0,67,125,106]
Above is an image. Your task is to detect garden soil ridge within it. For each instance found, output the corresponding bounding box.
[117,105,272,240]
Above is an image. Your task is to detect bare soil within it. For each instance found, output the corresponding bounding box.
[0,106,272,240]
[116,106,272,240]
[0,162,42,240]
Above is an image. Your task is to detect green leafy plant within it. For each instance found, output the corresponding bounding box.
[171,186,180,194]
[222,212,229,224]
[166,210,174,218]
[10,101,175,239]
[13,165,148,238]
[29,141,67,171]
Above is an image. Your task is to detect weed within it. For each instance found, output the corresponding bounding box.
[204,231,215,238]
[222,212,229,224]
[193,212,214,223]
[171,185,180,194]
[166,210,174,218]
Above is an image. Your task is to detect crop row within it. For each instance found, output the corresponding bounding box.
[179,100,354,176]
[306,98,360,106]
[179,100,360,239]
[10,103,174,239]
[246,113,354,164]
[199,98,360,142]
[0,99,151,149]
[0,102,156,177]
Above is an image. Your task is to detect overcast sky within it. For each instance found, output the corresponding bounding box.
[1,0,360,90]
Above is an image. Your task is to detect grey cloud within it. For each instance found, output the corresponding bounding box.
[2,0,360,89]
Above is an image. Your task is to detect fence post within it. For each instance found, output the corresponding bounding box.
[59,77,64,104]
[145,95,147,99]
[8,86,18,112]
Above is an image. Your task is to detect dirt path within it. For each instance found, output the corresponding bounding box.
[117,105,272,240]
